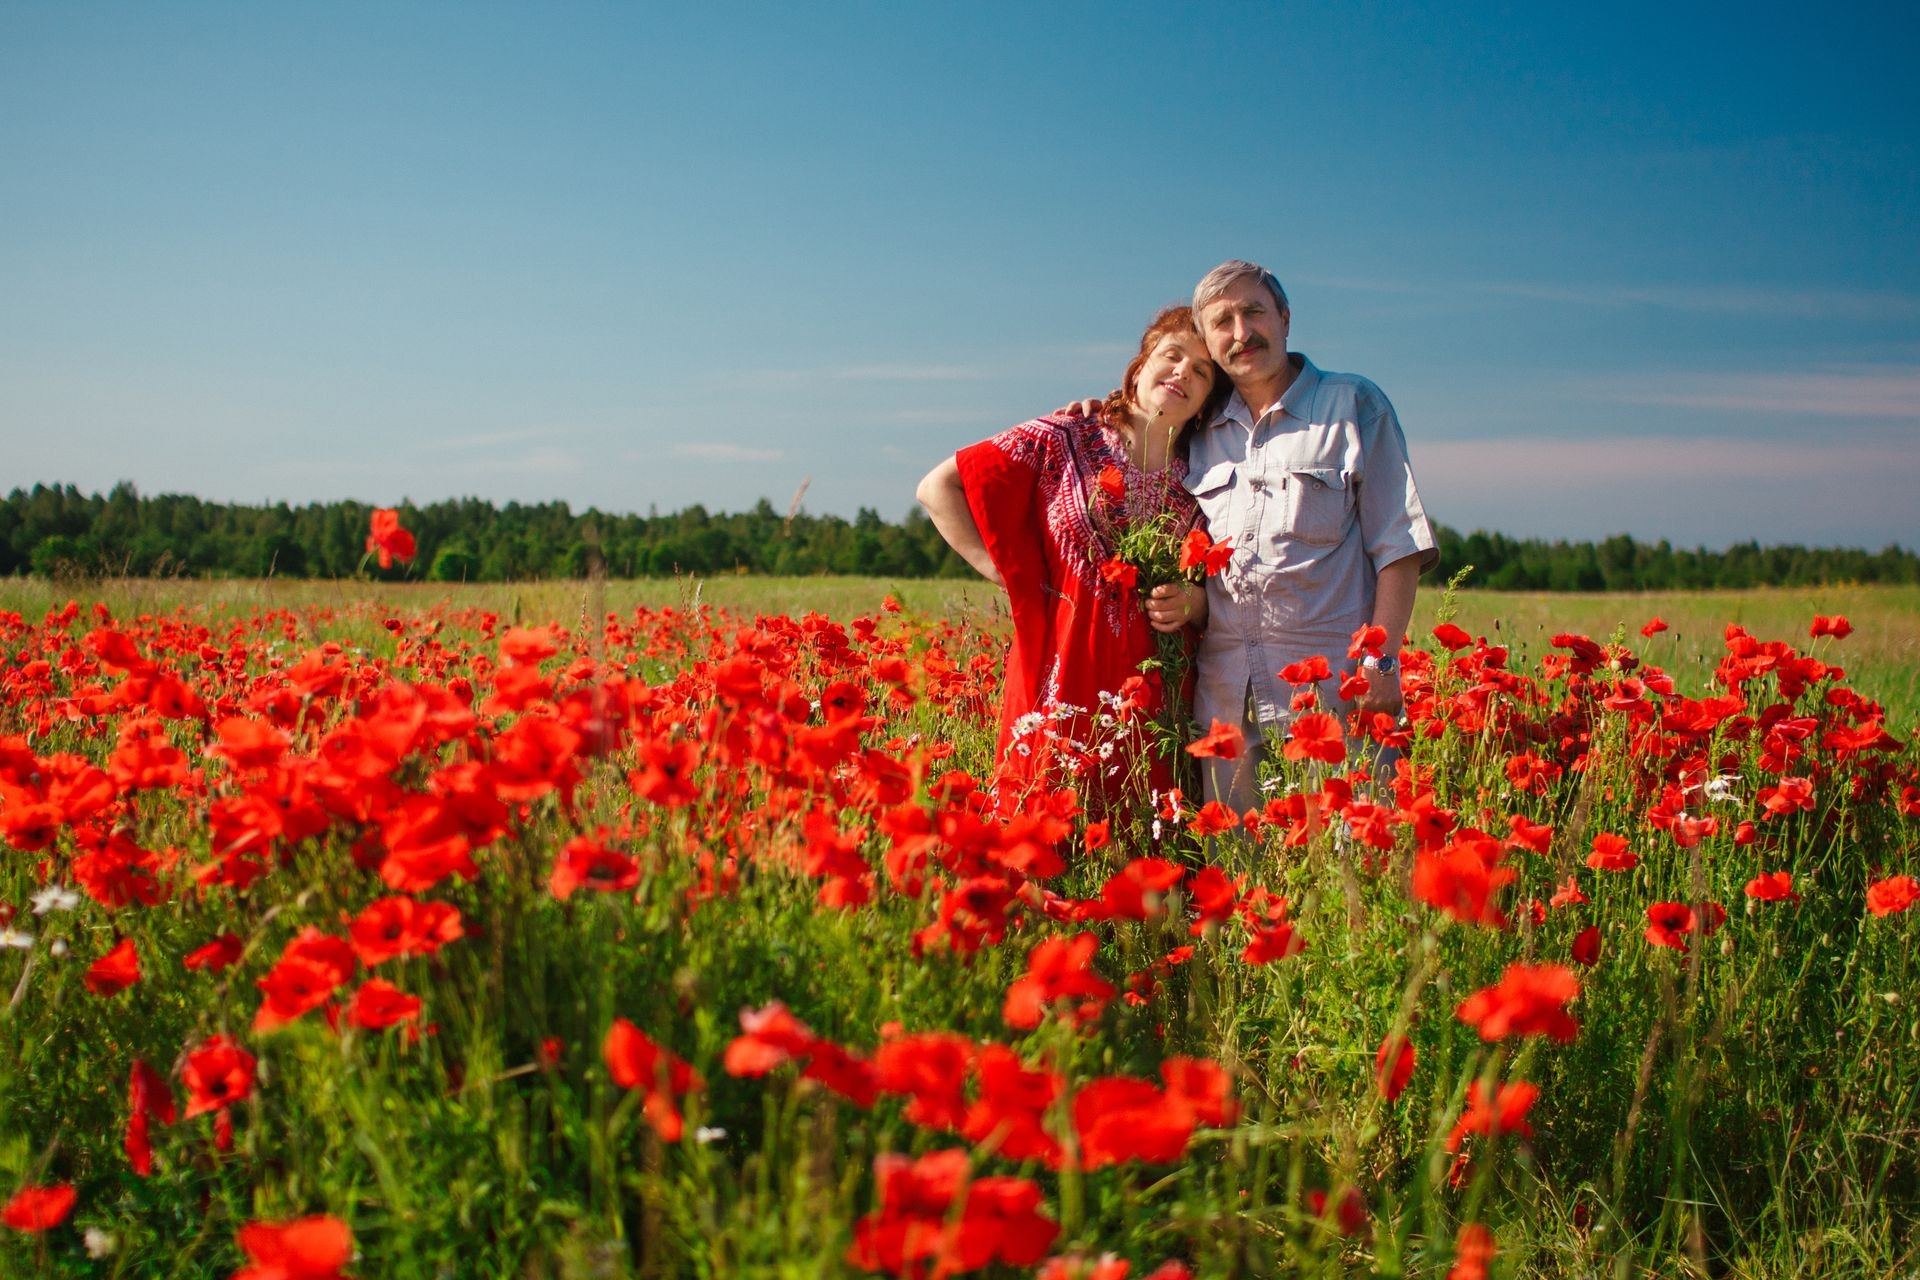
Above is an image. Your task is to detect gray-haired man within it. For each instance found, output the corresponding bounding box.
[1151,261,1438,810]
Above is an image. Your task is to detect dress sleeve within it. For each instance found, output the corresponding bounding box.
[954,420,1060,602]
[954,421,1062,737]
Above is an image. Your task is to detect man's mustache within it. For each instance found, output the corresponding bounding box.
[1227,337,1267,358]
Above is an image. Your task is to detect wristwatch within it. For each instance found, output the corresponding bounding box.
[1361,653,1400,676]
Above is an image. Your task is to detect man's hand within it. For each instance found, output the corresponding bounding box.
[1351,667,1404,719]
[1051,397,1103,419]
[1146,581,1206,633]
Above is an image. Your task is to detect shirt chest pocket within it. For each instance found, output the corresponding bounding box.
[1187,460,1237,530]
[1282,467,1355,546]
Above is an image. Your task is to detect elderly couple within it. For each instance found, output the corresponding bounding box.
[917,259,1438,817]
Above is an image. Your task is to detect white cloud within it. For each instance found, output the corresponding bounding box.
[1414,434,1920,545]
[668,443,784,463]
[826,364,994,382]
[1296,274,1920,321]
[1609,367,1920,418]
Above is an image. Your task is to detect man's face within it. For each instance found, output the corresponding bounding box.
[1198,277,1290,391]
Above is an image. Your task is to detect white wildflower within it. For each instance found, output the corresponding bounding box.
[31,883,80,916]
[0,926,34,950]
[84,1228,118,1259]
[1703,775,1741,804]
[694,1126,727,1144]
[49,937,69,958]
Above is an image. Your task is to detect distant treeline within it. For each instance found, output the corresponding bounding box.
[6,482,1917,591]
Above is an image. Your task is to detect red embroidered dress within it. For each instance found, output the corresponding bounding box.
[956,412,1198,810]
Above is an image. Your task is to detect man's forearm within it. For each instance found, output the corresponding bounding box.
[1369,555,1421,654]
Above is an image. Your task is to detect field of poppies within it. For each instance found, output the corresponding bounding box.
[0,573,1915,1278]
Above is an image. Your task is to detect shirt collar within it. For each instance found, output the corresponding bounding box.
[1213,352,1319,429]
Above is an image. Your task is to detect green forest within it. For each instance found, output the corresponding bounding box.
[6,482,1917,591]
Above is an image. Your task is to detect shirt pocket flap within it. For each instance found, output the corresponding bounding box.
[1188,460,1237,497]
[1289,466,1348,492]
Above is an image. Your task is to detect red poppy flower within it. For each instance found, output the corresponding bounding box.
[1185,719,1244,761]
[1282,713,1345,764]
[1097,464,1126,503]
[232,1214,354,1279]
[1449,1222,1497,1280]
[1445,1079,1538,1151]
[2,1183,76,1232]
[1644,900,1724,950]
[628,737,700,809]
[1506,815,1554,855]
[1004,933,1116,1030]
[845,1150,1058,1276]
[1455,963,1580,1043]
[125,1057,176,1177]
[1640,617,1669,637]
[85,937,141,996]
[1585,833,1637,873]
[365,508,416,569]
[962,1045,1064,1166]
[1186,800,1240,838]
[256,930,357,1032]
[182,1035,257,1117]
[874,1033,976,1130]
[185,932,245,972]
[1241,920,1306,965]
[1278,655,1332,685]
[347,979,422,1031]
[603,1018,703,1142]
[1745,870,1798,903]
[1374,1033,1416,1101]
[1411,837,1515,929]
[1431,622,1473,652]
[1097,858,1185,921]
[1098,557,1139,593]
[1809,614,1852,639]
[1176,529,1234,576]
[1347,624,1388,659]
[547,833,641,901]
[1571,925,1602,966]
[212,716,291,772]
[1867,874,1918,917]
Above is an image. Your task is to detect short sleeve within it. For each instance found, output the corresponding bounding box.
[1356,395,1440,575]
[954,420,1062,600]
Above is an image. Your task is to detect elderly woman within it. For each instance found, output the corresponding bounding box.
[917,305,1229,812]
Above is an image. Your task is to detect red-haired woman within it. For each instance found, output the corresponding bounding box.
[917,306,1228,814]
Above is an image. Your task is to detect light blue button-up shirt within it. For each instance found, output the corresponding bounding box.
[1184,351,1438,736]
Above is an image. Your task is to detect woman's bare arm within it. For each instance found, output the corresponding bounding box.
[916,456,1004,587]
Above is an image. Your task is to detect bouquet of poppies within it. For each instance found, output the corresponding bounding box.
[1088,464,1235,779]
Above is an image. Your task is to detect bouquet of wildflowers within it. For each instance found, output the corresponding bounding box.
[1087,463,1235,780]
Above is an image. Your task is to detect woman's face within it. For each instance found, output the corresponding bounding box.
[1131,330,1216,430]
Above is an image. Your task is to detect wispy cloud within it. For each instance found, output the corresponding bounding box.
[1608,366,1920,418]
[442,448,583,474]
[1415,434,1920,545]
[1297,274,1920,321]
[425,427,552,450]
[1473,282,1920,321]
[1419,434,1917,486]
[669,442,784,463]
[826,364,995,382]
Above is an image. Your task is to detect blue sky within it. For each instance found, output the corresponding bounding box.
[2,2,1915,547]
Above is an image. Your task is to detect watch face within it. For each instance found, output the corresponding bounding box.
[1370,654,1398,675]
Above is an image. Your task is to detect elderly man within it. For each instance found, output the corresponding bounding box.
[1141,260,1438,810]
